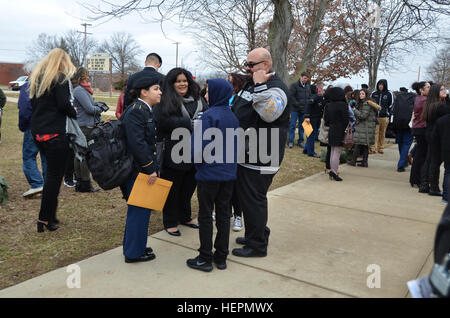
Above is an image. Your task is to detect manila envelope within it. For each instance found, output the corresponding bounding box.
[302,120,314,138]
[127,173,173,211]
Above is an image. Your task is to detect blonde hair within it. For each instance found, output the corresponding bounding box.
[29,48,76,99]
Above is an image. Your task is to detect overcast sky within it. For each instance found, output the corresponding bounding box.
[0,0,447,91]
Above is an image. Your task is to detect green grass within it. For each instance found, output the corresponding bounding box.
[0,103,324,290]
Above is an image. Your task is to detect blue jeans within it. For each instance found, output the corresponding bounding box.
[443,162,449,202]
[123,176,152,259]
[23,129,47,189]
[305,118,320,156]
[289,111,304,145]
[396,130,414,169]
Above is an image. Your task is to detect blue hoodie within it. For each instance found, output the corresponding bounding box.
[191,78,240,182]
[18,82,32,132]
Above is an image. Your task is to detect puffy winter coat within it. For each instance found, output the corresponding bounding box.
[353,100,381,146]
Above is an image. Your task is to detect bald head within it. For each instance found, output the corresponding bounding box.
[245,47,272,75]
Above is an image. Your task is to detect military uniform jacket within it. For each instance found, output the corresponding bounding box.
[121,98,159,179]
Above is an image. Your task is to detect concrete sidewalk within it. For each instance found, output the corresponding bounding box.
[0,147,445,298]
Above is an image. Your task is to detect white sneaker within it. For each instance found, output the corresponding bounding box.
[232,216,243,232]
[23,187,43,197]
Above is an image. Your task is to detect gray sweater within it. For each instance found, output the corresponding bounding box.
[73,86,102,127]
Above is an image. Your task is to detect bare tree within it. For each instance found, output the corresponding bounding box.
[26,33,70,63]
[187,0,271,74]
[26,31,98,67]
[83,0,296,82]
[427,45,450,86]
[339,0,442,91]
[64,30,98,67]
[99,32,142,81]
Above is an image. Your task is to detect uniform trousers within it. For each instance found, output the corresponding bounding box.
[197,181,234,263]
[122,176,151,259]
[236,166,275,254]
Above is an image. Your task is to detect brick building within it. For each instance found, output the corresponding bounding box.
[0,62,25,86]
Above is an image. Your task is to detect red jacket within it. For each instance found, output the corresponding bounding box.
[116,92,125,118]
[412,95,427,129]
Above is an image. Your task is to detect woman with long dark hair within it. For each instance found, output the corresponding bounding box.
[420,83,450,196]
[154,68,207,236]
[29,48,76,232]
[410,81,430,188]
[348,89,381,167]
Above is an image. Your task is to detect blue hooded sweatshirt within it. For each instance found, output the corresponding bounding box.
[191,78,239,182]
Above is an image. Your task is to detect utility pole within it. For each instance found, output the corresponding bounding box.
[173,42,180,68]
[418,66,421,81]
[78,23,92,68]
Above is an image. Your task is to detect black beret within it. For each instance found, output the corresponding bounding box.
[132,75,162,90]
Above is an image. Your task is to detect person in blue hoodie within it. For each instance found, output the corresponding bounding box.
[18,81,47,198]
[186,78,239,272]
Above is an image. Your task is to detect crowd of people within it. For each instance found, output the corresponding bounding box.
[2,45,448,276]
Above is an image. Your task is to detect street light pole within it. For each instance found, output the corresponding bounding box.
[78,23,92,68]
[173,42,180,68]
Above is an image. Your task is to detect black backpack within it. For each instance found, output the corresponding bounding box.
[86,119,133,190]
[392,92,416,130]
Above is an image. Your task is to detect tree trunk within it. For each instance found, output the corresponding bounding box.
[293,0,329,81]
[268,0,294,84]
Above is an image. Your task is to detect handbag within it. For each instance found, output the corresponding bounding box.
[343,123,354,149]
[156,139,165,173]
[318,118,329,144]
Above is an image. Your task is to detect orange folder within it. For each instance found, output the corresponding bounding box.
[127,173,173,211]
[302,120,314,138]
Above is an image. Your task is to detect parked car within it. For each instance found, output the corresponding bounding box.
[8,76,28,91]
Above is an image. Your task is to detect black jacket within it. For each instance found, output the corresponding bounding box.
[434,113,450,165]
[30,75,77,136]
[153,96,207,171]
[124,67,165,108]
[121,99,159,179]
[289,81,311,113]
[371,79,394,118]
[232,73,290,171]
[304,94,324,119]
[324,88,349,147]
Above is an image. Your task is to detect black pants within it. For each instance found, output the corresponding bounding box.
[427,141,443,191]
[236,166,275,254]
[35,135,70,222]
[161,167,197,229]
[197,181,234,263]
[410,135,427,186]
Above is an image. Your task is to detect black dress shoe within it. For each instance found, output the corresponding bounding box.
[308,154,320,158]
[181,222,199,229]
[214,259,227,270]
[165,229,181,236]
[232,246,267,258]
[125,253,156,263]
[236,237,247,245]
[397,167,406,172]
[145,247,154,255]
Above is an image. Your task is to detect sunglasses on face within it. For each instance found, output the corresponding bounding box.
[243,60,265,68]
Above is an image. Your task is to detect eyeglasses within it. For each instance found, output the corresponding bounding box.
[243,60,265,68]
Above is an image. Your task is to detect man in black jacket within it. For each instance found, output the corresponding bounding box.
[232,48,290,258]
[370,79,394,154]
[124,53,165,109]
[288,72,311,149]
